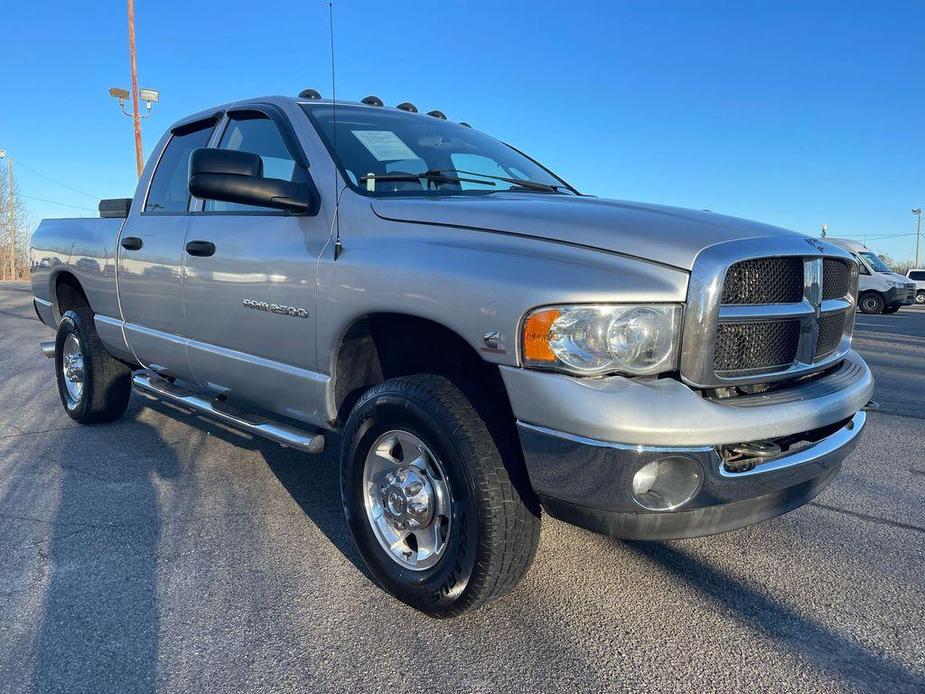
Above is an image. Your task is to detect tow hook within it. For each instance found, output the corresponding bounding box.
[863,401,880,412]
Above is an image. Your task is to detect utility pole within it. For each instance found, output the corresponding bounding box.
[109,2,157,178]
[127,0,144,177]
[914,209,923,268]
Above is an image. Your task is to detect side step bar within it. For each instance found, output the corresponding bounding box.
[132,372,325,454]
[41,341,55,358]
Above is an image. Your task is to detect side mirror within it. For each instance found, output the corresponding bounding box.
[188,148,317,214]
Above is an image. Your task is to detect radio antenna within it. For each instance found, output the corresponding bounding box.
[329,0,343,260]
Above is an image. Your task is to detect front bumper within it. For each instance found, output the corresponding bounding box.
[886,285,916,307]
[501,351,873,540]
[518,412,864,540]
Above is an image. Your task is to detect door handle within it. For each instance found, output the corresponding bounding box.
[185,240,216,257]
[120,236,143,251]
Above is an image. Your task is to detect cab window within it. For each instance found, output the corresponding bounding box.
[145,121,215,212]
[205,114,305,212]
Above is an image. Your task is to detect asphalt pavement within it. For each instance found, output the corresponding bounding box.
[0,281,923,693]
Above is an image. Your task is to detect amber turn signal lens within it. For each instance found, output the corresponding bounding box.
[522,309,560,363]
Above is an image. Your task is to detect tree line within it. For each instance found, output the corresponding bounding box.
[0,165,31,281]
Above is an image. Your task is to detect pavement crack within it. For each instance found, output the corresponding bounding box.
[809,502,925,534]
[0,308,36,321]
[0,425,80,440]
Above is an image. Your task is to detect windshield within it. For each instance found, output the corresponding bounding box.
[858,251,893,274]
[302,104,575,197]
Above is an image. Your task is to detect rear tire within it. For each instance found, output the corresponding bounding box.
[340,374,540,617]
[55,306,132,424]
[859,292,885,314]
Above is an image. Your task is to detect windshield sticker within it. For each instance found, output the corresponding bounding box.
[351,130,417,161]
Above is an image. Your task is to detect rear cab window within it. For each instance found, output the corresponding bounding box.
[144,121,216,213]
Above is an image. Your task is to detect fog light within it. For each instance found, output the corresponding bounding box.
[632,456,703,511]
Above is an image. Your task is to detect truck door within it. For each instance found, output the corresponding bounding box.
[182,107,325,423]
[117,117,219,379]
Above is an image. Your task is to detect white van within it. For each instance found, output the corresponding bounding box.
[827,238,916,313]
[907,269,925,304]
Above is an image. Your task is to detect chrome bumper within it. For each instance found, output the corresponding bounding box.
[516,412,866,540]
[500,349,873,447]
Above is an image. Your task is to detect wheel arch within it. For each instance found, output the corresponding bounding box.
[331,312,511,426]
[51,271,92,323]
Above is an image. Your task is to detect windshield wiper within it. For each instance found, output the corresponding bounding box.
[358,169,564,193]
[358,171,494,187]
[439,169,564,193]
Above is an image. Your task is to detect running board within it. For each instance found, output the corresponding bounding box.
[132,372,325,454]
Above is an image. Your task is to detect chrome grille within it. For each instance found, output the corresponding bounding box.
[680,237,859,388]
[715,320,801,376]
[816,312,847,358]
[822,259,851,300]
[721,258,804,304]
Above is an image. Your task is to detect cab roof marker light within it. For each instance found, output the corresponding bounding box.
[298,88,322,99]
[427,110,447,120]
[361,95,384,107]
[396,102,418,113]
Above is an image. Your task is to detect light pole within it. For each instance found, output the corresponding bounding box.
[108,1,159,178]
[0,149,13,280]
[914,208,923,268]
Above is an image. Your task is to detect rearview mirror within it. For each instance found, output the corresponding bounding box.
[188,148,317,214]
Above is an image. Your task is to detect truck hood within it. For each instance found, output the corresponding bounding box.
[371,193,805,271]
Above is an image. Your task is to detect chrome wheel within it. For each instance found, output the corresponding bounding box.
[362,429,452,571]
[61,334,85,405]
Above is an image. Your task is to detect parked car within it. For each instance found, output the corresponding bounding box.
[907,268,925,304]
[29,93,873,616]
[827,238,916,313]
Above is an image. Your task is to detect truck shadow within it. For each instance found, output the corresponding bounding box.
[140,398,371,580]
[623,540,925,691]
[20,403,181,694]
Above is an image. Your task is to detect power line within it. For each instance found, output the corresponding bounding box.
[20,194,96,212]
[857,231,916,241]
[13,159,101,200]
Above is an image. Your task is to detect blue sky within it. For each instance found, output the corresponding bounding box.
[2,1,923,260]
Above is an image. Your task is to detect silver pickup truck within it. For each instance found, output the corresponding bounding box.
[30,92,874,616]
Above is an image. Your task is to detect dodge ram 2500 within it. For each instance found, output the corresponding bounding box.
[30,92,874,617]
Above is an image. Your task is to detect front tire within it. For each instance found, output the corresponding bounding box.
[55,307,132,424]
[916,290,925,305]
[340,374,540,617]
[859,292,885,314]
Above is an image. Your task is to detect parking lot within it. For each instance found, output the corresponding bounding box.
[0,280,923,693]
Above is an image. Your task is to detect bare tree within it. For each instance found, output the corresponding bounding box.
[877,253,915,275]
[0,165,33,281]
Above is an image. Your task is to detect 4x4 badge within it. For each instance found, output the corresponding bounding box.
[805,238,826,252]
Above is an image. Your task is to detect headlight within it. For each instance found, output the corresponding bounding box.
[888,280,905,288]
[521,304,682,376]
